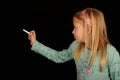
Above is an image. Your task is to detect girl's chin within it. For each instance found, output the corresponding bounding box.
[75,39,84,43]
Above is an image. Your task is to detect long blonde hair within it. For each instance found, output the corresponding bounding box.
[73,8,110,72]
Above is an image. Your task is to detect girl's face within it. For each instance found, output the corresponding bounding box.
[72,18,85,42]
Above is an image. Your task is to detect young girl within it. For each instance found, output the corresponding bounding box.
[27,8,120,80]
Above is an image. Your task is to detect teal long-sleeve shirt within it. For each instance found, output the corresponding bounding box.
[31,40,120,80]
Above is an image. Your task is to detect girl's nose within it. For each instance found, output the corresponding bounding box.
[72,29,74,34]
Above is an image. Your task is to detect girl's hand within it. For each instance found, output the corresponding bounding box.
[28,30,36,45]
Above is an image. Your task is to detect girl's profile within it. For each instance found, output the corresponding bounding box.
[26,8,120,80]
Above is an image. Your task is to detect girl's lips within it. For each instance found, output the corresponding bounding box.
[73,35,76,38]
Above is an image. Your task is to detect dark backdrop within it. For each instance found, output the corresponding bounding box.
[1,0,120,80]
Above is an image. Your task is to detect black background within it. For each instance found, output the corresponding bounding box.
[1,0,120,79]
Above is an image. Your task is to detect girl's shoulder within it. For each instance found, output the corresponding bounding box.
[107,44,119,54]
[106,44,120,63]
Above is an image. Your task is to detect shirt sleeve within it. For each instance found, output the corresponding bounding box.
[31,40,79,63]
[107,45,120,80]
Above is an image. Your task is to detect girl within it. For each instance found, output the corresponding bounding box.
[27,8,120,80]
